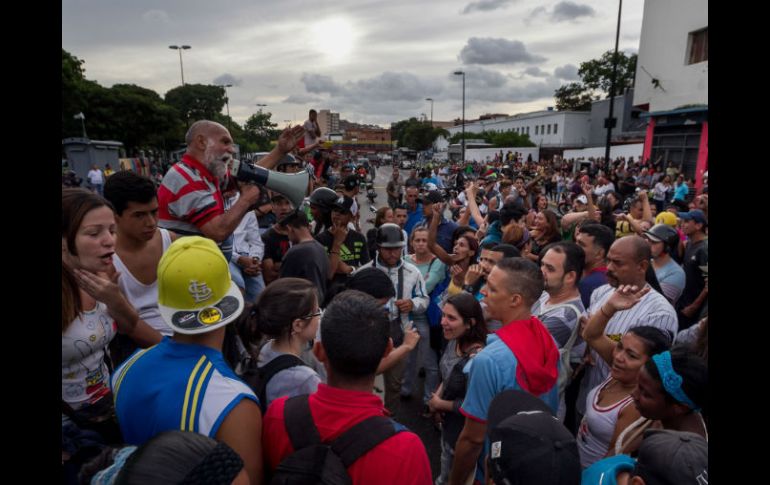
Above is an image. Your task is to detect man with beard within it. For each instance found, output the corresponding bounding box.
[530,242,586,422]
[574,236,677,425]
[158,120,302,260]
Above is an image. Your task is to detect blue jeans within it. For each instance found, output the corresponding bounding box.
[400,316,440,404]
[229,260,265,303]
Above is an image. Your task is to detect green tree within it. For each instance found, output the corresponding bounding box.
[553,50,638,111]
[554,82,597,111]
[579,51,637,94]
[391,118,450,151]
[243,111,279,151]
[164,84,227,126]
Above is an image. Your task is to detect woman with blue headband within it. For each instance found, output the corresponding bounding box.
[617,345,708,457]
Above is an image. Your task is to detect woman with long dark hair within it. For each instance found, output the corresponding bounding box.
[253,278,323,409]
[428,293,488,484]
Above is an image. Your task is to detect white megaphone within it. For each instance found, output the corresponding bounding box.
[229,159,309,209]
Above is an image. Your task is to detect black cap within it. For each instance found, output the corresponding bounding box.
[343,175,360,191]
[346,268,396,299]
[376,223,405,248]
[486,390,580,485]
[424,190,445,204]
[332,195,355,213]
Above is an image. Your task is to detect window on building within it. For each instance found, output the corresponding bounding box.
[527,127,530,134]
[547,125,551,134]
[554,123,558,134]
[535,126,539,135]
[541,125,545,134]
[687,27,708,64]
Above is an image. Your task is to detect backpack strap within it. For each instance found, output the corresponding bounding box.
[538,303,583,354]
[283,394,322,450]
[257,354,308,410]
[330,416,401,467]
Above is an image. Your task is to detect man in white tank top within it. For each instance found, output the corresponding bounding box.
[104,171,178,341]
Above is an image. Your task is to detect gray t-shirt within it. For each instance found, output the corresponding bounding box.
[258,341,322,409]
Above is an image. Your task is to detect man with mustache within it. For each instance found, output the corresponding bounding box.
[575,236,678,425]
[158,120,302,260]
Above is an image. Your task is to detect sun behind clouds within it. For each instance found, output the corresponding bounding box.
[311,17,356,64]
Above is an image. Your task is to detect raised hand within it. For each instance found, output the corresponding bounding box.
[464,264,484,286]
[73,268,123,306]
[606,284,651,312]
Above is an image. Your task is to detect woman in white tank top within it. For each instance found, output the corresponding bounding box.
[578,285,672,467]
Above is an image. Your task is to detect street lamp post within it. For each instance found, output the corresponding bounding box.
[255,103,267,114]
[605,0,623,165]
[453,71,465,164]
[217,84,233,131]
[425,98,434,127]
[169,45,191,86]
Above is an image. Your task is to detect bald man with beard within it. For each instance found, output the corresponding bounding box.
[158,120,303,260]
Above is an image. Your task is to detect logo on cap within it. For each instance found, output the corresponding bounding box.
[198,307,223,325]
[188,281,213,303]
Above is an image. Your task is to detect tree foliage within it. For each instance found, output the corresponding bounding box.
[391,118,451,151]
[554,50,638,111]
[164,84,227,123]
[554,82,597,111]
[62,49,242,154]
[243,111,279,152]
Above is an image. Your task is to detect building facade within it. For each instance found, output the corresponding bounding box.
[633,0,708,190]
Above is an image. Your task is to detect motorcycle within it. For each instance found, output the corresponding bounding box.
[365,180,377,204]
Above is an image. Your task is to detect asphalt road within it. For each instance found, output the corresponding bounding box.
[361,165,444,480]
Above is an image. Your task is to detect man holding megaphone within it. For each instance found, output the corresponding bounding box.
[158,120,304,260]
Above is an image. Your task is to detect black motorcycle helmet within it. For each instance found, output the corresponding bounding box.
[376,223,405,248]
[308,187,338,211]
[644,223,680,254]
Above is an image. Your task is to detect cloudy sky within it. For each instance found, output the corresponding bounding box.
[62,0,643,128]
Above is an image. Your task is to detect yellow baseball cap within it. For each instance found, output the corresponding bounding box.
[655,211,677,227]
[157,236,244,335]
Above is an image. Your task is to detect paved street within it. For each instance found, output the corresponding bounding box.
[359,164,443,479]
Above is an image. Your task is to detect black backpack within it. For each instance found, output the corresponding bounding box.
[241,354,309,414]
[270,395,404,485]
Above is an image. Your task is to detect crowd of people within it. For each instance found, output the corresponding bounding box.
[63,114,708,485]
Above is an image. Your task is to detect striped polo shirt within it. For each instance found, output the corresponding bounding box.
[111,337,258,445]
[157,155,224,236]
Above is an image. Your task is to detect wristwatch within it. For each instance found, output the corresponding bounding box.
[462,284,476,294]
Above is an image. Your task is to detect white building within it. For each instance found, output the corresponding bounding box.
[446,109,591,148]
[317,109,340,138]
[634,0,707,189]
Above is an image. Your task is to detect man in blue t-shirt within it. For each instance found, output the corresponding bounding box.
[449,258,559,485]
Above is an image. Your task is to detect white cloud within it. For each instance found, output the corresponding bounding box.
[554,64,579,80]
[551,2,596,22]
[283,94,323,104]
[459,37,546,65]
[524,67,551,78]
[462,0,515,15]
[212,73,242,87]
[142,9,169,24]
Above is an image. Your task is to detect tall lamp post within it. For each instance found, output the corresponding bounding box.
[168,45,191,86]
[255,103,267,114]
[425,98,434,127]
[453,71,465,163]
[604,0,623,166]
[217,83,233,131]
